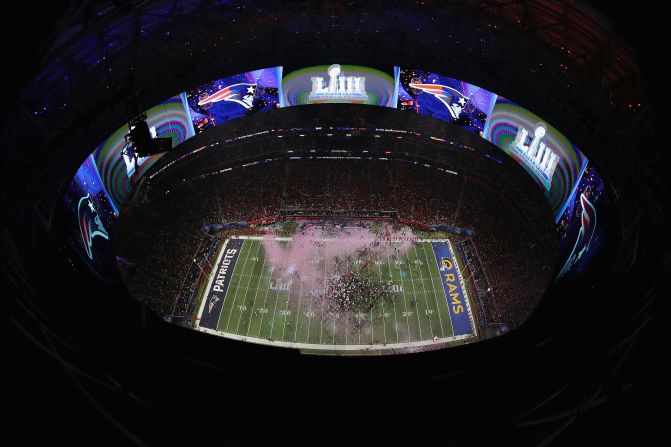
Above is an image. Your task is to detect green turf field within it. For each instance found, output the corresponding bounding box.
[196,235,476,354]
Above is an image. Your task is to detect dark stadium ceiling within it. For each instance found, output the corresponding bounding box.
[25,0,645,134]
[36,0,646,104]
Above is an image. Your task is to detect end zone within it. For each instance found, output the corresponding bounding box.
[431,240,477,337]
[195,238,243,330]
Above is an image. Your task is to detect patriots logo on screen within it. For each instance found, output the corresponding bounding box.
[557,193,597,278]
[77,193,110,260]
[197,83,256,109]
[409,82,469,120]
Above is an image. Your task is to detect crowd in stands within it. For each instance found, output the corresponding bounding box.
[117,159,554,330]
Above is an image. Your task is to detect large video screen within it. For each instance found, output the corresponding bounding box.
[92,94,194,213]
[484,96,589,221]
[280,64,398,107]
[64,94,194,276]
[397,68,497,134]
[186,66,282,133]
[63,154,118,277]
[555,163,610,280]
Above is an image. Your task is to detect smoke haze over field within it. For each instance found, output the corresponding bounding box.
[261,223,417,296]
[259,222,419,338]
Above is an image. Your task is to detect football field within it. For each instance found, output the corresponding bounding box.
[196,235,476,354]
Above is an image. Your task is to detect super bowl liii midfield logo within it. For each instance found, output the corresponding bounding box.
[309,64,368,102]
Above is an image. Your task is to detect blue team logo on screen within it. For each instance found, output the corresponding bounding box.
[187,67,282,133]
[557,193,597,278]
[197,83,257,110]
[77,193,110,260]
[408,82,469,120]
[397,68,497,134]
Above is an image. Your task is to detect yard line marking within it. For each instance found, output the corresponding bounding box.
[256,247,278,339]
[267,242,287,340]
[387,250,409,342]
[223,239,252,332]
[375,247,388,345]
[306,251,318,343]
[402,244,424,340]
[280,244,294,342]
[243,241,269,337]
[319,244,327,345]
[344,252,348,346]
[384,251,399,344]
[292,260,304,343]
[331,250,337,344]
[420,243,446,336]
[233,240,263,334]
[410,244,433,338]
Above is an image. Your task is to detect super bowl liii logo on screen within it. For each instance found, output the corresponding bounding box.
[309,64,368,102]
[510,123,559,190]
